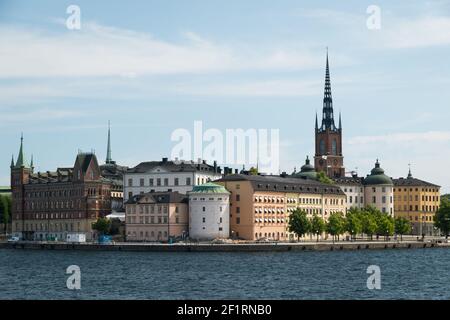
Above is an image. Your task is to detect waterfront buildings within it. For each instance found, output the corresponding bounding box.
[217,174,346,240]
[123,158,222,202]
[125,191,188,241]
[393,169,440,236]
[188,182,230,240]
[11,136,112,241]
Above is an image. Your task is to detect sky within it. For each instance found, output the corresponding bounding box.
[0,0,449,192]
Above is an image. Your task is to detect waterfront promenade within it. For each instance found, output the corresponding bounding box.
[1,239,448,252]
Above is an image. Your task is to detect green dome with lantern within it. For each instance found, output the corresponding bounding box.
[363,160,393,185]
[293,156,318,180]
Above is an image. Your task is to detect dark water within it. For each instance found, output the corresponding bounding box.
[0,248,449,299]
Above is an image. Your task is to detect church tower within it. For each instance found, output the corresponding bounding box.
[314,52,345,178]
[10,134,33,235]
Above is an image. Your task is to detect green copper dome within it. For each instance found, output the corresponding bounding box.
[190,182,230,194]
[363,160,393,186]
[293,156,317,180]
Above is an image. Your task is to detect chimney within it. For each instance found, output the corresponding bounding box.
[213,160,217,173]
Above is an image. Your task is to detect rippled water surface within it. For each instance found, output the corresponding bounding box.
[1,248,449,299]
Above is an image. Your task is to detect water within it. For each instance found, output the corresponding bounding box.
[0,248,449,299]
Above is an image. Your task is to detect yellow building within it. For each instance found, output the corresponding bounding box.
[393,170,440,236]
[217,174,346,241]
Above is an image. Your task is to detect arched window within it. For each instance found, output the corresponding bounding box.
[332,139,337,155]
[319,139,325,155]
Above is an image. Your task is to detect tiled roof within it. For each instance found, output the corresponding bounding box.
[393,177,440,188]
[127,158,221,174]
[218,174,345,195]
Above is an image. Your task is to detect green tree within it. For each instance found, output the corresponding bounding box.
[376,214,395,241]
[0,195,10,234]
[361,211,378,240]
[288,209,311,241]
[92,217,111,235]
[395,217,411,241]
[327,212,346,243]
[248,167,258,175]
[316,171,334,185]
[435,199,450,238]
[310,214,326,242]
[345,208,363,241]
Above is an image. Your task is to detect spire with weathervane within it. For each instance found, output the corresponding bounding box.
[15,133,30,169]
[105,121,113,165]
[319,49,337,132]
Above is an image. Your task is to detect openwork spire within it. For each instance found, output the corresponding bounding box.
[320,49,336,131]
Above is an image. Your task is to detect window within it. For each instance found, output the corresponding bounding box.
[140,178,144,187]
[174,178,179,186]
[164,178,169,186]
[236,194,240,201]
[128,192,133,199]
[202,217,206,223]
[157,178,161,186]
[236,207,240,214]
[202,206,206,212]
[382,196,386,204]
[372,196,376,203]
[149,179,154,186]
[332,139,337,155]
[319,139,325,155]
[186,177,191,186]
[236,217,240,224]
[128,179,133,187]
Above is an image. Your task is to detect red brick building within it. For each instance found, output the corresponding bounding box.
[11,135,112,241]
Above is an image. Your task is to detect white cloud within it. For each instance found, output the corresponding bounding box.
[0,22,324,79]
[382,16,450,48]
[174,79,321,97]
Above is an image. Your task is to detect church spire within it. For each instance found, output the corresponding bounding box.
[320,49,336,131]
[15,133,29,168]
[10,155,14,168]
[407,164,412,179]
[106,121,113,164]
[315,112,318,130]
[339,111,342,130]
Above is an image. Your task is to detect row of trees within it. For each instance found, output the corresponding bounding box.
[0,195,11,234]
[288,206,411,242]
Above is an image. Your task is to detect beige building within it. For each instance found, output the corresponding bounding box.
[217,174,346,241]
[125,191,188,242]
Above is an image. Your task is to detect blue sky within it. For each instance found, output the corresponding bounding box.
[1,0,450,192]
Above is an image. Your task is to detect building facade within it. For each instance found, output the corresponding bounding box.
[314,53,345,178]
[11,136,112,241]
[124,158,222,202]
[125,191,188,242]
[393,169,440,236]
[363,160,394,216]
[334,176,365,212]
[217,174,346,241]
[188,182,230,240]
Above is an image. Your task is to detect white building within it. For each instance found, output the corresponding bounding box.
[123,158,222,202]
[334,175,365,212]
[188,182,230,240]
[363,160,394,216]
